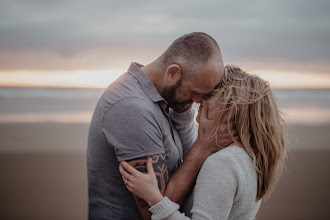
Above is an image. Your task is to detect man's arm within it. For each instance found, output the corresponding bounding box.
[127,154,169,220]
[165,102,234,204]
[103,98,167,220]
[118,102,233,218]
[164,140,212,204]
[169,108,197,158]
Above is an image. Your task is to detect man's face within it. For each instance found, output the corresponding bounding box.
[164,59,222,113]
[162,78,194,113]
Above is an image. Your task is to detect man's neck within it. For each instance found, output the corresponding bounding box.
[142,61,164,95]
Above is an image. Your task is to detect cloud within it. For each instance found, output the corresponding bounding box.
[0,0,329,73]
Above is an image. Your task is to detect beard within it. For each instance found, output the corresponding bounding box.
[162,78,193,113]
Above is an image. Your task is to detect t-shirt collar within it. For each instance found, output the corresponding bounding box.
[128,62,166,104]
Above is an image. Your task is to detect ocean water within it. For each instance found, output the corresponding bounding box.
[0,87,329,125]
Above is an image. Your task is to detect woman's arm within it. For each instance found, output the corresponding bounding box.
[120,153,238,220]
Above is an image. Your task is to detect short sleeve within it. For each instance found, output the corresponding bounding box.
[102,97,165,161]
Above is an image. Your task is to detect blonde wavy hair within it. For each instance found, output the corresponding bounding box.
[210,65,287,201]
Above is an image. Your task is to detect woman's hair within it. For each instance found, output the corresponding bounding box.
[210,65,287,201]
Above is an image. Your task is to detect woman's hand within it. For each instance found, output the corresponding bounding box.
[119,158,164,207]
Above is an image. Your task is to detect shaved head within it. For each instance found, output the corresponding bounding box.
[160,32,224,77]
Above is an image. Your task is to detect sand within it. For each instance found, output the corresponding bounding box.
[0,123,329,220]
[0,123,89,220]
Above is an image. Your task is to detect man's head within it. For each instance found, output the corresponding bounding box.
[158,32,224,112]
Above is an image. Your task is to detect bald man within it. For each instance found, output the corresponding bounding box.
[87,32,232,219]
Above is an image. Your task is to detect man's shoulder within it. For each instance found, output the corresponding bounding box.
[101,96,162,128]
[102,72,143,100]
[98,75,152,112]
[111,96,155,113]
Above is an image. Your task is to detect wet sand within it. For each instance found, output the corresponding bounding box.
[0,123,329,219]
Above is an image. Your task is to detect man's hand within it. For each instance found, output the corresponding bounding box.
[197,101,236,153]
[163,101,237,205]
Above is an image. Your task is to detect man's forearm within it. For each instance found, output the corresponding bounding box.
[164,141,212,205]
[169,108,197,158]
[127,154,169,220]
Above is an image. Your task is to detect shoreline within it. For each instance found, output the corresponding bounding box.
[0,123,329,219]
[0,122,329,152]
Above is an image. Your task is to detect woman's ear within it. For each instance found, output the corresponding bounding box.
[165,64,182,85]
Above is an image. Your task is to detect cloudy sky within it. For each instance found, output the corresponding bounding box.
[1,0,329,88]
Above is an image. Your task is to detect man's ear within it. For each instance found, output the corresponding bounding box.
[165,64,182,85]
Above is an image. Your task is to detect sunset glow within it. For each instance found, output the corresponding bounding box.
[253,70,330,89]
[0,70,125,88]
[1,0,329,90]
[1,69,329,89]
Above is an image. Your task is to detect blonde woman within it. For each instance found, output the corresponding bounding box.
[120,65,287,220]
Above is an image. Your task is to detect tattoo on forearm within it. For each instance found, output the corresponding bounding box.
[135,196,149,209]
[128,154,169,208]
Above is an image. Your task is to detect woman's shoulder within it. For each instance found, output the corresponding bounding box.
[208,145,249,162]
[196,145,260,217]
[203,145,254,174]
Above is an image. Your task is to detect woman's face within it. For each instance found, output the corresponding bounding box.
[196,96,218,124]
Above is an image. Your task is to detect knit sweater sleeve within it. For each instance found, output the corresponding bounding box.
[149,152,239,220]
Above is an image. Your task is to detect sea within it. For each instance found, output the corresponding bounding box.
[0,87,330,125]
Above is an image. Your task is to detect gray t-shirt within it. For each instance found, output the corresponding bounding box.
[87,62,196,219]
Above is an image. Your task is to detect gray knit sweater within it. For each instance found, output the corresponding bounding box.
[149,146,262,220]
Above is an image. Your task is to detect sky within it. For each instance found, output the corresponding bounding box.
[1,0,330,88]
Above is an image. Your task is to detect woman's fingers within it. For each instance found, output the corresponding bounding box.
[119,163,127,183]
[119,161,137,182]
[120,160,154,186]
[118,158,164,206]
[126,185,133,192]
[120,161,138,175]
[146,158,154,175]
[125,181,135,193]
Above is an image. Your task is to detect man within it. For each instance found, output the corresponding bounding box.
[87,32,232,219]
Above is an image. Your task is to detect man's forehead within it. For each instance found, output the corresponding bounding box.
[213,80,222,90]
[204,82,221,96]
[188,79,219,95]
[183,63,222,93]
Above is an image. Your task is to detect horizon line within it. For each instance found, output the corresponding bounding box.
[1,84,329,90]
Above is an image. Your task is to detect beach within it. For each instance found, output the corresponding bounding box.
[257,124,330,220]
[0,123,329,219]
[0,123,89,220]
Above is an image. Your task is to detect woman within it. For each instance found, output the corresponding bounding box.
[120,65,287,219]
